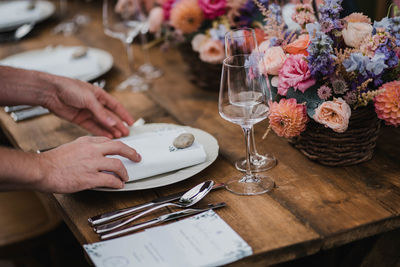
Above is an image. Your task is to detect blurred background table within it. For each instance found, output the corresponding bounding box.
[0,1,400,266]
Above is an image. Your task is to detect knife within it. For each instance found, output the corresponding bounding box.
[88,182,225,226]
[99,202,226,240]
[10,106,50,121]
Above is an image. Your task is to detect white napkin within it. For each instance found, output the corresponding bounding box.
[0,1,42,28]
[1,47,101,81]
[111,129,207,181]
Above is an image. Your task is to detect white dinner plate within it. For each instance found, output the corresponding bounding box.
[0,0,55,32]
[0,46,113,82]
[95,123,219,192]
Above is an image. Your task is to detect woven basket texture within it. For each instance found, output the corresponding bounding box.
[179,43,222,91]
[289,106,381,166]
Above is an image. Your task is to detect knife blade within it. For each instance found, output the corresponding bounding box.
[99,202,226,240]
[88,182,225,226]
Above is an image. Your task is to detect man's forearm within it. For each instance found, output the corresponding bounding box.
[0,66,56,106]
[0,147,44,191]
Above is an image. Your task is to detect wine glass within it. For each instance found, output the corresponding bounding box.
[219,54,275,195]
[225,28,277,173]
[103,0,149,91]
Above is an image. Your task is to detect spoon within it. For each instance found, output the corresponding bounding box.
[94,180,214,234]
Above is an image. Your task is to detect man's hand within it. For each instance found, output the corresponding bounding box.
[37,136,141,193]
[44,76,134,139]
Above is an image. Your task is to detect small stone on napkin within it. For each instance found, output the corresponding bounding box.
[173,133,195,149]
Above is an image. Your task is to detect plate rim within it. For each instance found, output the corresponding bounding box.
[93,123,219,192]
[0,45,114,82]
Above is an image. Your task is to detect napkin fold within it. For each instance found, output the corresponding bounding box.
[110,129,207,181]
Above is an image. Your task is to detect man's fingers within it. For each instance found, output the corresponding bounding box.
[98,90,134,126]
[93,172,125,189]
[97,158,129,182]
[99,141,141,162]
[79,120,114,139]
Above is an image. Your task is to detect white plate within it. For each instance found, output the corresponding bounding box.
[95,123,219,192]
[0,0,55,32]
[0,46,113,82]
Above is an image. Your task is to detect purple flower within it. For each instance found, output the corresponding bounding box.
[209,24,228,42]
[318,0,343,33]
[343,53,369,76]
[317,85,332,100]
[331,79,348,94]
[366,52,388,76]
[343,91,357,105]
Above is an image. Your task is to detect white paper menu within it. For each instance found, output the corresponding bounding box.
[84,210,252,267]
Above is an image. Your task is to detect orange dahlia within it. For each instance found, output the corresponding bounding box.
[170,0,204,34]
[374,81,400,127]
[269,98,308,138]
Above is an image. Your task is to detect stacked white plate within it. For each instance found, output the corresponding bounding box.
[0,46,114,81]
[0,0,55,32]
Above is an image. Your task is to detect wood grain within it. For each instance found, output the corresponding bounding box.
[0,1,400,266]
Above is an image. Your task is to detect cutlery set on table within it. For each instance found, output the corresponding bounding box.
[88,180,226,240]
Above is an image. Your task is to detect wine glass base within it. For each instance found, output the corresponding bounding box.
[225,175,275,196]
[139,63,163,80]
[116,75,149,92]
[235,153,277,173]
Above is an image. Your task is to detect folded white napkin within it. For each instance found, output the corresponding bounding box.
[1,47,100,80]
[110,129,207,181]
[0,1,42,28]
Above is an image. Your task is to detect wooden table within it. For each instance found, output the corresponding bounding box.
[1,1,400,266]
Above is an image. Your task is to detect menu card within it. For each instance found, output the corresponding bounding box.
[84,210,252,267]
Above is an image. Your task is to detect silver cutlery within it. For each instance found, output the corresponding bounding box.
[0,23,35,42]
[10,106,50,122]
[94,180,215,234]
[99,202,226,240]
[88,182,225,226]
[4,105,32,113]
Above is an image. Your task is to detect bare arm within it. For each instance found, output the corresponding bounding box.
[0,136,141,193]
[0,66,134,138]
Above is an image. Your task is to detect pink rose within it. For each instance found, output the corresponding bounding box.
[313,98,351,133]
[191,33,207,52]
[148,7,164,33]
[199,39,224,64]
[278,54,315,96]
[198,0,226,19]
[342,22,373,48]
[259,46,287,76]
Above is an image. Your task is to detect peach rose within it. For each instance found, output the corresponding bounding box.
[342,22,373,48]
[259,46,287,76]
[285,34,310,56]
[148,7,164,33]
[191,34,207,52]
[258,40,271,53]
[313,98,352,133]
[199,39,225,64]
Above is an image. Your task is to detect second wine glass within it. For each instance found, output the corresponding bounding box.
[225,28,277,173]
[219,54,275,195]
[103,0,148,91]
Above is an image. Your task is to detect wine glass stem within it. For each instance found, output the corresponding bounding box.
[242,126,253,177]
[140,33,151,65]
[124,41,135,73]
[251,128,258,156]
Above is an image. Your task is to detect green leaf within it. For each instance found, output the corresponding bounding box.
[286,84,323,117]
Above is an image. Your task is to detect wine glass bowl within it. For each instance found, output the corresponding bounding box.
[219,54,275,195]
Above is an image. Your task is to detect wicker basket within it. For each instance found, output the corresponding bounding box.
[289,106,381,166]
[178,43,222,91]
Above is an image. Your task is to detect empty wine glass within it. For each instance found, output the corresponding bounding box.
[225,28,277,173]
[103,0,148,91]
[219,54,275,195]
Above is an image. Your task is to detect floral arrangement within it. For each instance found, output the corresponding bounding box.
[251,0,400,139]
[147,0,269,64]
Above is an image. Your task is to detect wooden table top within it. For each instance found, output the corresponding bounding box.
[1,1,400,266]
